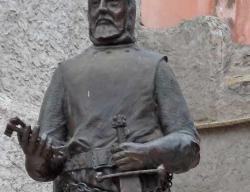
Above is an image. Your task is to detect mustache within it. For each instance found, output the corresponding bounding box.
[95,15,115,26]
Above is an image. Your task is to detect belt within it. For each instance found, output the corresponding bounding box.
[62,148,172,192]
[63,148,114,172]
[62,182,170,192]
[63,183,109,192]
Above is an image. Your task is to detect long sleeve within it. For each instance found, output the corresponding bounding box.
[38,65,68,146]
[29,65,68,181]
[147,57,200,173]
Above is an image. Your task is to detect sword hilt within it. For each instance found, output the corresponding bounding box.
[112,114,127,144]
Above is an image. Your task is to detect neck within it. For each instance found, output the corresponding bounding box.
[90,30,136,46]
[92,42,136,50]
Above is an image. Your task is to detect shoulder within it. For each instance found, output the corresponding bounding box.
[135,46,168,63]
[133,45,171,71]
[59,46,94,67]
[57,46,94,74]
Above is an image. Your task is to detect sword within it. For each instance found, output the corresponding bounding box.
[112,114,142,192]
[96,166,165,181]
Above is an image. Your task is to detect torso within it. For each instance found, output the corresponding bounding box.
[60,44,164,152]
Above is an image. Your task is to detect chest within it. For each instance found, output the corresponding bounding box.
[64,50,157,104]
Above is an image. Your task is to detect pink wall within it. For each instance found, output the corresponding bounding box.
[234,0,250,44]
[141,0,213,28]
[141,0,250,44]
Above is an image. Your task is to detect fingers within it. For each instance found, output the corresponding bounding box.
[112,151,133,171]
[111,145,123,154]
[9,117,26,127]
[112,143,147,171]
[37,134,47,155]
[111,142,133,155]
[50,153,67,172]
[112,151,127,161]
[45,137,53,158]
[52,153,67,165]
[21,125,32,154]
[116,158,143,171]
[37,136,53,159]
[112,143,137,162]
[118,164,135,171]
[119,143,130,149]
[17,132,22,144]
[29,126,40,152]
[112,151,139,171]
[115,157,131,166]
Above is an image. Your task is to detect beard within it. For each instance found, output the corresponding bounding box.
[93,23,123,40]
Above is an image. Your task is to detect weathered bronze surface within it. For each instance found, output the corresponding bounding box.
[5,0,200,191]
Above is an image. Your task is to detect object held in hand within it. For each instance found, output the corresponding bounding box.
[111,114,142,192]
[96,165,166,182]
[4,117,62,155]
[4,117,27,137]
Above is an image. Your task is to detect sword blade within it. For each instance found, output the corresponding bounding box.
[119,175,142,192]
[112,115,142,192]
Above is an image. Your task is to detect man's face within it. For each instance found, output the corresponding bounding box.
[88,0,128,42]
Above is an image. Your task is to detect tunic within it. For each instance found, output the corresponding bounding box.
[38,43,200,191]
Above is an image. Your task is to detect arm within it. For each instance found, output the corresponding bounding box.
[112,58,200,173]
[146,57,200,173]
[21,66,67,181]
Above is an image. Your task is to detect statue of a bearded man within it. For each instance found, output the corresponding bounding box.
[6,0,200,191]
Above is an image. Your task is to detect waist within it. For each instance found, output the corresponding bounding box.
[63,147,114,172]
[66,125,163,150]
[60,170,172,192]
[62,149,172,192]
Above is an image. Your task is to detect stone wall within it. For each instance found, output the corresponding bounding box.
[0,1,249,191]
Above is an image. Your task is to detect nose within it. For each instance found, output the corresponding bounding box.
[99,0,108,13]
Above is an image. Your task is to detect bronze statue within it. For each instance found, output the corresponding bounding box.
[5,0,200,191]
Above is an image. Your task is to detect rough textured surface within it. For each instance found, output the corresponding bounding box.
[173,125,250,192]
[137,16,250,123]
[0,1,250,192]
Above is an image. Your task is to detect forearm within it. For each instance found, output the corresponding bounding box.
[146,131,200,173]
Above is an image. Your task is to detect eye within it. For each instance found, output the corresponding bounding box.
[108,0,120,7]
[92,0,100,7]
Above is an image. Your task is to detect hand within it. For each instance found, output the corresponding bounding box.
[6,117,48,157]
[19,125,52,169]
[112,142,152,171]
[7,118,66,180]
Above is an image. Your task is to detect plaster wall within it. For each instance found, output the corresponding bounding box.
[0,1,250,192]
[141,0,212,28]
[234,0,250,44]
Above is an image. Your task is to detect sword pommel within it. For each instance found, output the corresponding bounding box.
[112,114,127,143]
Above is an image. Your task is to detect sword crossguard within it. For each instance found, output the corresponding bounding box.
[96,165,166,182]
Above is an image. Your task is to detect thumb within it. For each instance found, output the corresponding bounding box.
[51,153,67,169]
[119,142,134,150]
